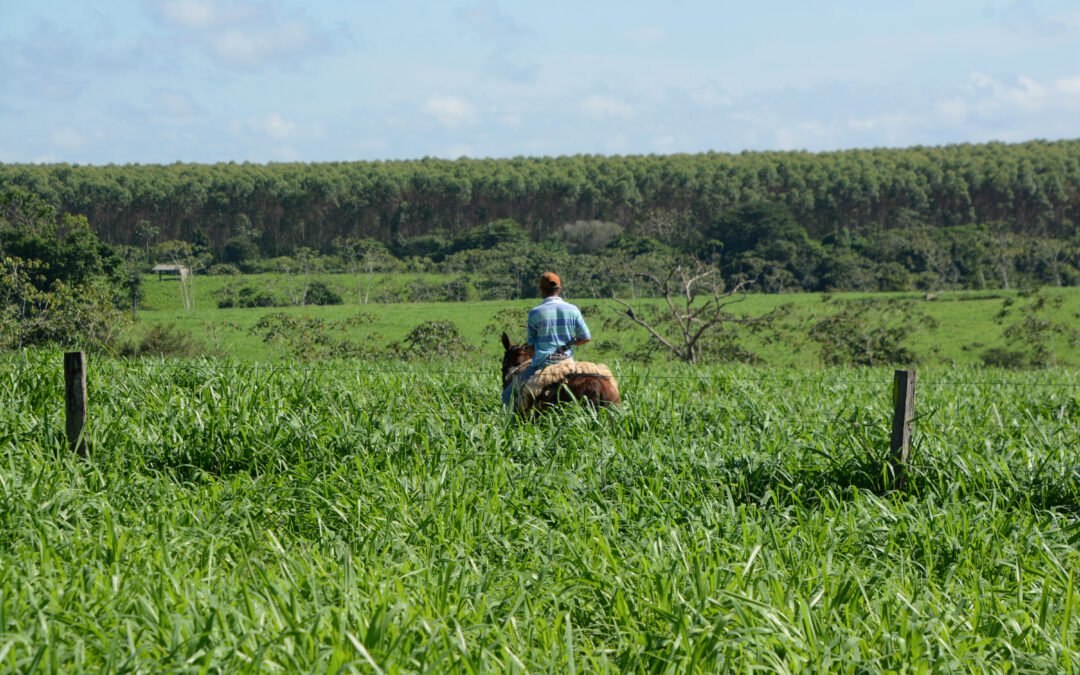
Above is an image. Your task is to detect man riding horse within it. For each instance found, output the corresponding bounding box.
[501,271,592,408]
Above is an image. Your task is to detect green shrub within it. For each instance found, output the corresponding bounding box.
[250,312,373,360]
[118,323,201,358]
[304,280,343,306]
[216,285,282,309]
[811,300,930,367]
[205,263,241,276]
[980,347,1029,369]
[393,319,472,359]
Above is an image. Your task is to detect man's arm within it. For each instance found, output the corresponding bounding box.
[526,309,537,346]
[572,310,591,346]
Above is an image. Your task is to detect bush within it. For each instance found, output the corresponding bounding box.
[250,312,375,361]
[304,280,343,306]
[444,276,477,302]
[216,285,282,309]
[980,347,1029,369]
[206,263,241,276]
[393,234,451,261]
[1,265,130,351]
[811,301,930,367]
[475,278,519,300]
[222,237,260,265]
[118,323,201,358]
[393,320,472,360]
[555,220,623,255]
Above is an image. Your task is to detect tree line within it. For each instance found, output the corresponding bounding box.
[0,139,1078,298]
[1,139,1077,252]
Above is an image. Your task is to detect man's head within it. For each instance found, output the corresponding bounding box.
[539,271,561,297]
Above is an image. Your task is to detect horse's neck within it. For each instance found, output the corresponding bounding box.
[508,362,530,378]
[505,361,530,385]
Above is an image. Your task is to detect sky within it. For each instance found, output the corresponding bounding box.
[2,0,1079,164]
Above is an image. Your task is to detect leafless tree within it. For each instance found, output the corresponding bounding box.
[613,264,775,364]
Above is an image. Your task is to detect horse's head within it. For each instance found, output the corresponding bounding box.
[501,332,533,387]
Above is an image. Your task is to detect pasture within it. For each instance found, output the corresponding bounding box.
[134,273,1080,367]
[2,352,1078,671]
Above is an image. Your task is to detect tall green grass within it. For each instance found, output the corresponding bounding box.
[1,352,1078,671]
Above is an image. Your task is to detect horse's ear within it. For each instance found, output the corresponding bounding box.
[501,332,511,351]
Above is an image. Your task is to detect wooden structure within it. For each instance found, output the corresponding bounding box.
[151,263,189,281]
[889,369,917,489]
[64,351,88,456]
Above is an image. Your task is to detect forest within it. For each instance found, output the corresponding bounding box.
[1,139,1079,296]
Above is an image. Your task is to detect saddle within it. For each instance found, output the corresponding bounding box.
[509,359,617,414]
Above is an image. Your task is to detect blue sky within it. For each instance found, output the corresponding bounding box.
[2,0,1079,164]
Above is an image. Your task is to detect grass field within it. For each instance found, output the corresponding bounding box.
[2,352,1078,671]
[134,273,1080,367]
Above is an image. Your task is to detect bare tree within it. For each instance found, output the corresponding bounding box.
[613,264,776,364]
[162,242,198,312]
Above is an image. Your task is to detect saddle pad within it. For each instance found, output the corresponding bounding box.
[526,359,614,389]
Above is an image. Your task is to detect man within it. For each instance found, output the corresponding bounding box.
[502,271,591,406]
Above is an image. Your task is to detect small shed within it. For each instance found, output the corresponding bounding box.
[151,264,190,281]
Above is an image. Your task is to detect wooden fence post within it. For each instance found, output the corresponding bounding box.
[889,369,916,489]
[64,351,88,456]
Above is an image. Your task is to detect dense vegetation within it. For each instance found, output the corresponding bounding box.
[2,355,1077,671]
[4,140,1079,246]
[3,140,1079,294]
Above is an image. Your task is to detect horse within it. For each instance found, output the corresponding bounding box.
[500,332,621,416]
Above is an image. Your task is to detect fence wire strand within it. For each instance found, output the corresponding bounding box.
[2,356,1079,390]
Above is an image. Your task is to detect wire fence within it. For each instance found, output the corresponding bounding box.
[2,355,1079,389]
[3,353,1076,498]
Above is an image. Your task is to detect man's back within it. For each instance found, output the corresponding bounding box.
[528,296,590,367]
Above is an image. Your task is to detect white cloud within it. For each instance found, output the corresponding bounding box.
[937,99,968,123]
[249,113,296,140]
[156,91,198,117]
[147,0,339,68]
[958,72,1080,114]
[689,84,732,110]
[774,121,831,151]
[209,20,314,67]
[997,1,1072,38]
[1004,76,1046,109]
[848,117,876,131]
[50,127,86,151]
[443,144,475,159]
[603,134,631,154]
[1055,77,1080,96]
[650,135,676,153]
[581,94,636,120]
[423,96,477,127]
[158,0,218,28]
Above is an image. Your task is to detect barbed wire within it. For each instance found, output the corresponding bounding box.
[8,393,1069,431]
[1,357,1079,389]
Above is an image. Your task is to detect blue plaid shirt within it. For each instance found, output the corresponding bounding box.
[527,296,590,368]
